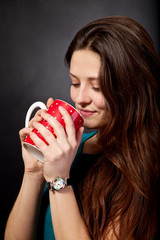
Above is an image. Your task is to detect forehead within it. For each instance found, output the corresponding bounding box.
[70,49,101,78]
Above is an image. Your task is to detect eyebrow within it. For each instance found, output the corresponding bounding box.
[69,72,99,81]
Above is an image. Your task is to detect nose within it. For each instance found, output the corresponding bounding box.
[75,84,91,106]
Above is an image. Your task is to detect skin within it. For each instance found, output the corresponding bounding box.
[70,49,106,130]
[5,49,118,240]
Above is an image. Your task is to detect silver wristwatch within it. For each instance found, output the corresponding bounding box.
[47,177,71,191]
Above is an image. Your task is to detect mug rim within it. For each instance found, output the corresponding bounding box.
[23,142,44,163]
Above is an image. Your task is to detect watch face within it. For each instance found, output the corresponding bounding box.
[52,177,65,191]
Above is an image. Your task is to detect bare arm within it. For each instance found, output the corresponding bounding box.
[5,106,47,240]
[49,187,90,240]
[5,172,45,240]
[29,106,91,239]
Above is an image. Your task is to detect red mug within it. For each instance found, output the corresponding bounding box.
[23,99,84,162]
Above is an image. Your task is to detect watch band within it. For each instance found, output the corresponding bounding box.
[47,177,71,191]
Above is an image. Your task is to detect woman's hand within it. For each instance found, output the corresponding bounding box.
[19,98,54,178]
[29,106,84,181]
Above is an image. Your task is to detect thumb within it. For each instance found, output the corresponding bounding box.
[47,97,54,108]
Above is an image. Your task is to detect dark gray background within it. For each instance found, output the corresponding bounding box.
[0,0,159,238]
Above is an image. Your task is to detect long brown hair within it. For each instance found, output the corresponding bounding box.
[65,16,160,239]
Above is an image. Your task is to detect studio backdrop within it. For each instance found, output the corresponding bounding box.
[0,0,159,238]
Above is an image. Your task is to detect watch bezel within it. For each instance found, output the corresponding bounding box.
[51,177,66,191]
[47,177,71,191]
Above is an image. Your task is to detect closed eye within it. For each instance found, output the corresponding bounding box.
[70,83,80,87]
[91,86,100,91]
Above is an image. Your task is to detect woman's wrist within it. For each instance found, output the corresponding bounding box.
[49,184,73,197]
[47,177,71,193]
[24,170,45,187]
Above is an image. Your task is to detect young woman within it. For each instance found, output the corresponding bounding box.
[5,16,160,240]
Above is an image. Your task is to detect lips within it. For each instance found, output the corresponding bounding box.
[79,109,96,117]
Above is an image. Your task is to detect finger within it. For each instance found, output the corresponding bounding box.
[41,112,66,140]
[47,97,54,108]
[28,109,47,128]
[33,121,57,145]
[30,131,48,152]
[29,115,43,128]
[28,109,42,127]
[58,106,76,142]
[33,109,45,118]
[34,109,47,119]
[19,127,32,142]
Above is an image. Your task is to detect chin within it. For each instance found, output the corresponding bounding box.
[83,120,99,130]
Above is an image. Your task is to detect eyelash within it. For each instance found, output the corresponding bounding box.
[71,83,100,92]
[70,83,80,87]
[91,87,100,91]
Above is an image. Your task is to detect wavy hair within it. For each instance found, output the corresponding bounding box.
[65,16,160,239]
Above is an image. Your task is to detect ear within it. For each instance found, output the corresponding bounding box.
[46,97,54,108]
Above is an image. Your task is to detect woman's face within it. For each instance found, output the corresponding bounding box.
[69,49,106,129]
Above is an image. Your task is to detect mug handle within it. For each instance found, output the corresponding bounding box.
[25,101,47,128]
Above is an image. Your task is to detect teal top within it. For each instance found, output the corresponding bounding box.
[37,131,97,240]
[37,132,160,240]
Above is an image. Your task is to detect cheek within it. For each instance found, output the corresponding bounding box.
[94,94,106,110]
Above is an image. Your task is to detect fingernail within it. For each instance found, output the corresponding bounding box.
[59,106,63,111]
